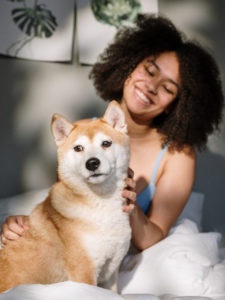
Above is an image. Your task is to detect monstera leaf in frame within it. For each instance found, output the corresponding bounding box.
[11,4,57,38]
[91,0,141,29]
[5,0,58,56]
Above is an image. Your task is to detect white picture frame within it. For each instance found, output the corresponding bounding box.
[77,0,158,65]
[0,0,75,62]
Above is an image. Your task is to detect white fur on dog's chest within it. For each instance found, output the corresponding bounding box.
[80,197,131,282]
[82,197,131,251]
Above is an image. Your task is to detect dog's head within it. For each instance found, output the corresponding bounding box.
[51,101,130,189]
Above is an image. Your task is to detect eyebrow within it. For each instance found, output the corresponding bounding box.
[147,59,180,90]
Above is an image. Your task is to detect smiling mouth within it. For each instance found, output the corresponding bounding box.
[135,88,154,105]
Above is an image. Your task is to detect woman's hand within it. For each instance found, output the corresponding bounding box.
[122,168,137,213]
[1,215,29,247]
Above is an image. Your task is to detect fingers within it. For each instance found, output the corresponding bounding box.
[1,215,29,246]
[1,235,7,247]
[122,174,137,214]
[124,177,136,191]
[123,202,135,214]
[122,190,136,213]
[17,215,29,230]
[122,189,136,203]
[127,167,134,179]
[1,229,21,246]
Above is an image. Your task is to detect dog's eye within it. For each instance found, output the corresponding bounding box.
[74,145,84,152]
[102,140,112,148]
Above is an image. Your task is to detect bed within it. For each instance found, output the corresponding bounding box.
[0,190,225,300]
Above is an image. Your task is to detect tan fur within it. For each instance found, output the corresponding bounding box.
[0,101,130,292]
[65,119,127,148]
[0,186,96,292]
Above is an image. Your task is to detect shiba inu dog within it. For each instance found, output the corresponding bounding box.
[0,101,131,292]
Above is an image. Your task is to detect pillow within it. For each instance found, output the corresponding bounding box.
[0,189,49,225]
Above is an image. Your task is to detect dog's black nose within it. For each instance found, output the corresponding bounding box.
[86,157,100,171]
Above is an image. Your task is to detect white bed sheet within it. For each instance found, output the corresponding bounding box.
[0,283,224,300]
[118,218,225,298]
[0,190,225,300]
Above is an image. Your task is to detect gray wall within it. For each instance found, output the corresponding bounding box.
[0,0,224,235]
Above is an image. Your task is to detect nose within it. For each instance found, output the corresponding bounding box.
[86,157,100,171]
[147,79,158,95]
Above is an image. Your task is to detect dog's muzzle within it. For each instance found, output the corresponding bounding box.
[86,157,100,171]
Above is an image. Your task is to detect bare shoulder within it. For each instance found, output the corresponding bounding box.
[161,145,196,195]
[156,145,196,198]
[166,145,196,167]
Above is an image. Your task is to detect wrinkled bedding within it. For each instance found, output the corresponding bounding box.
[118,219,225,298]
[0,190,225,300]
[0,281,224,300]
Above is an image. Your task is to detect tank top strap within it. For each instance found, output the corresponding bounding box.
[150,144,168,187]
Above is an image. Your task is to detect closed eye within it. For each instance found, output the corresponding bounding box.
[144,66,154,77]
[163,86,174,94]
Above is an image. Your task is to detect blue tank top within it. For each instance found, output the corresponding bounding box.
[137,145,168,214]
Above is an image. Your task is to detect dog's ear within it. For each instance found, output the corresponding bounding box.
[51,114,74,146]
[103,101,127,133]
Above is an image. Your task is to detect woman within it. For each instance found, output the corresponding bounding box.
[1,15,224,252]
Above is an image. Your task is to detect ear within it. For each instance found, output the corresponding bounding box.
[51,113,74,146]
[103,101,127,133]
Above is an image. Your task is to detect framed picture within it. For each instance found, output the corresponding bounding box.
[0,0,75,62]
[77,0,158,65]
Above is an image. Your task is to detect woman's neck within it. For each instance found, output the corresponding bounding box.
[120,101,154,139]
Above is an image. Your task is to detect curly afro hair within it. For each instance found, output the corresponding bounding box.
[90,14,224,151]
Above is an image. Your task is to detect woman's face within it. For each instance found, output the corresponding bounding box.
[122,51,180,122]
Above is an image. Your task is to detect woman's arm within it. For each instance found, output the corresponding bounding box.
[123,148,196,251]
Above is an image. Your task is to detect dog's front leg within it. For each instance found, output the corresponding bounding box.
[63,238,98,285]
[65,258,97,285]
[99,267,119,292]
